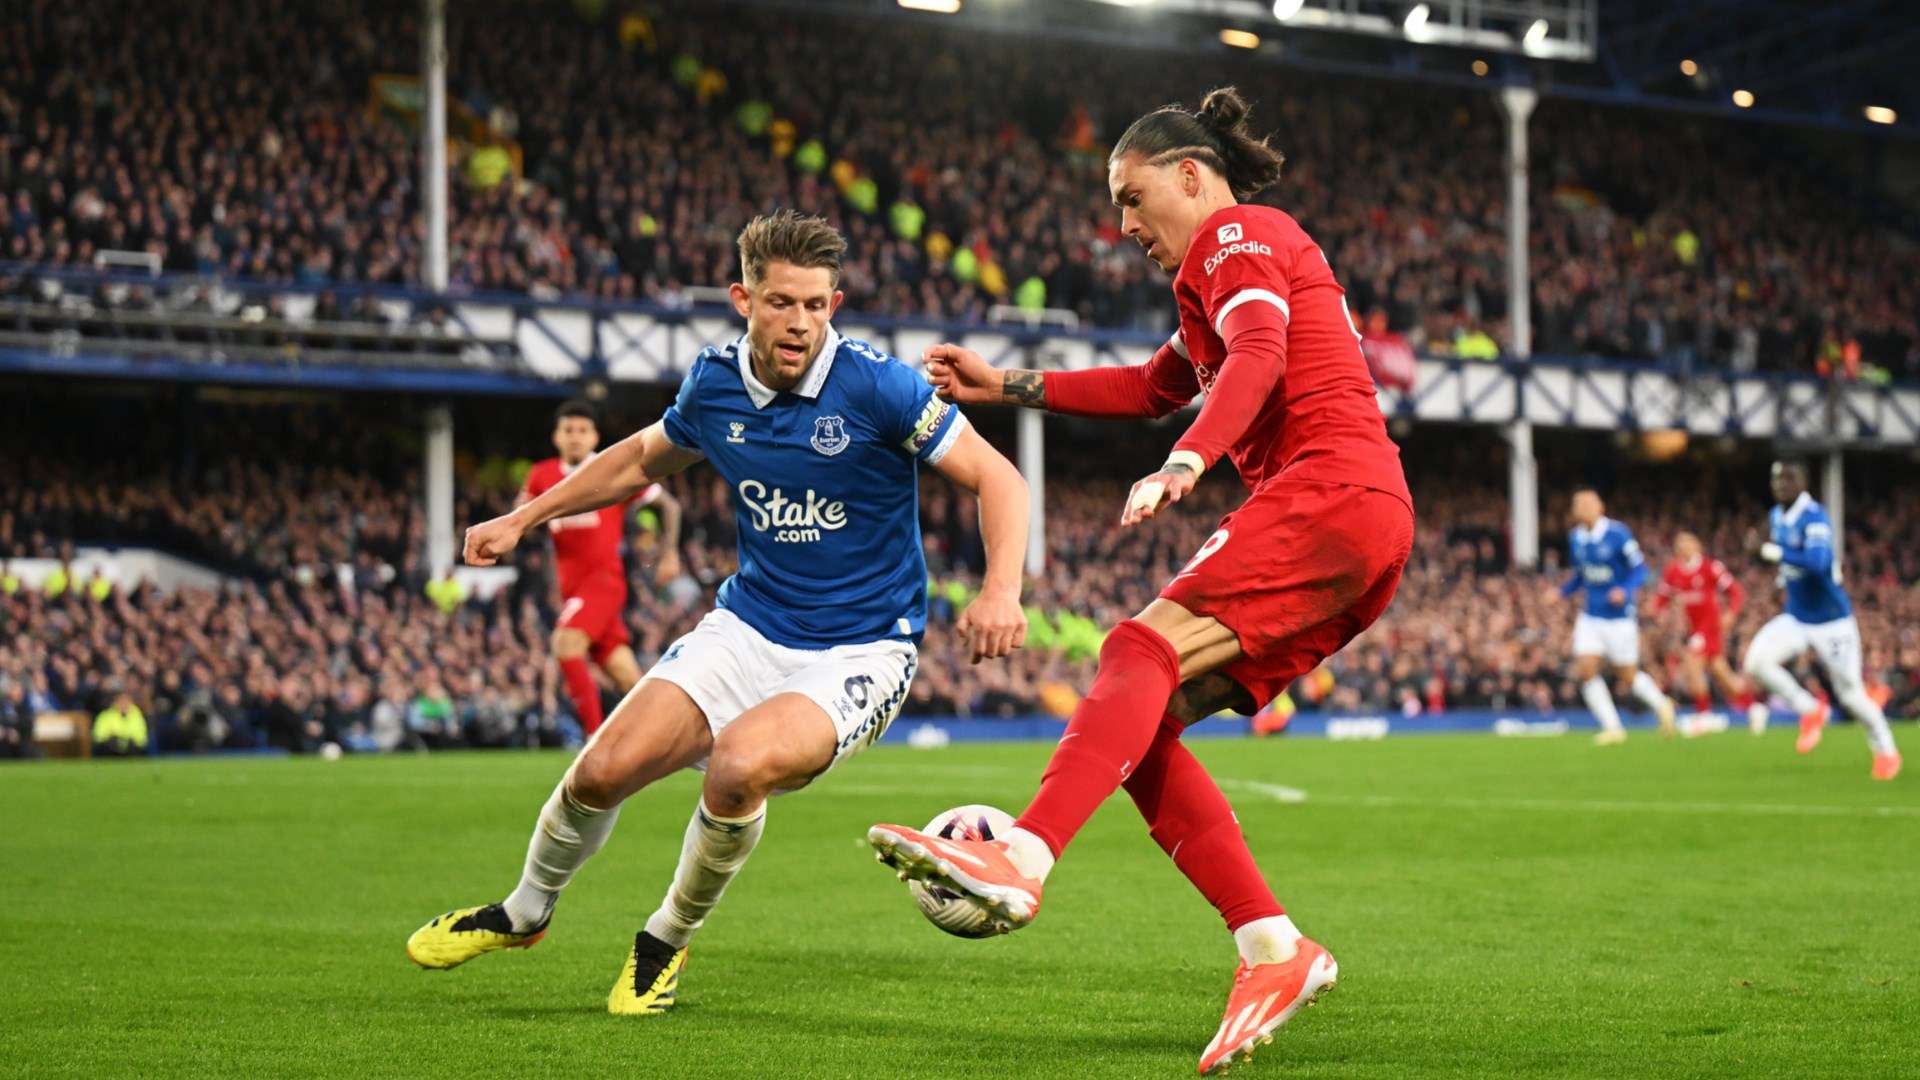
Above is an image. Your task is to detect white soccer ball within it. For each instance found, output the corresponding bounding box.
[907,803,1017,939]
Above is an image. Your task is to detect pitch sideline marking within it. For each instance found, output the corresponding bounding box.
[1221,780,1920,819]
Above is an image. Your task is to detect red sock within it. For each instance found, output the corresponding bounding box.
[1733,688,1755,711]
[1694,692,1711,714]
[1125,714,1285,931]
[560,657,604,734]
[1015,619,1181,857]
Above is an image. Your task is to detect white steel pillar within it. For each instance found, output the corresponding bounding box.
[1823,450,1845,575]
[422,0,454,577]
[1017,408,1045,577]
[1500,86,1539,569]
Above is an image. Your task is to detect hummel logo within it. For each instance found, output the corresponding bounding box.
[727,422,746,444]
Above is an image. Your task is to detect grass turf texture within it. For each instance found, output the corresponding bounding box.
[3,729,1916,1079]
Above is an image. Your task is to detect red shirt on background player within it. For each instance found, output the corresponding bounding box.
[1649,530,1753,716]
[524,400,682,734]
[870,87,1410,1074]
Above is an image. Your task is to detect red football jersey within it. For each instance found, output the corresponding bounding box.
[1651,555,1744,632]
[522,456,657,597]
[1170,204,1410,503]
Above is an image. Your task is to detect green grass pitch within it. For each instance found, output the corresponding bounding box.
[4,729,1916,1079]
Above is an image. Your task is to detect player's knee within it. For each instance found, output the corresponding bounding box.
[551,629,588,659]
[566,746,630,809]
[703,736,786,815]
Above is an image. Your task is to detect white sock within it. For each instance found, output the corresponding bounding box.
[1581,677,1623,733]
[1001,826,1057,882]
[502,780,621,932]
[1838,688,1899,756]
[1630,671,1672,713]
[643,799,766,949]
[1233,915,1302,966]
[1750,664,1818,716]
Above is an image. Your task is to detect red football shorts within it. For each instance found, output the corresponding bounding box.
[1686,622,1725,659]
[557,583,631,664]
[1160,478,1414,714]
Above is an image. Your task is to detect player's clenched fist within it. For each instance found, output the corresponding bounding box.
[463,513,525,566]
[955,586,1027,665]
[922,343,1003,406]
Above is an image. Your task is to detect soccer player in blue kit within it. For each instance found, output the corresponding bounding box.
[1552,488,1677,744]
[405,211,1033,1009]
[1742,459,1901,780]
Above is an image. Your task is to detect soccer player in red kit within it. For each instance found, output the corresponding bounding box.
[1649,531,1756,727]
[524,400,682,735]
[868,87,1413,1072]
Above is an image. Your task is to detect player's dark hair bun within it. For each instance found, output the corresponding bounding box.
[1112,85,1284,201]
[1195,86,1252,136]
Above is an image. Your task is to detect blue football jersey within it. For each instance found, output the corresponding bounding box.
[1561,517,1648,619]
[660,326,966,649]
[1770,492,1850,624]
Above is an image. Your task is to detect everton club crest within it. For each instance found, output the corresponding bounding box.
[810,415,850,456]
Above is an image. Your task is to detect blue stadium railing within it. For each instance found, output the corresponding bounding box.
[2,262,1916,446]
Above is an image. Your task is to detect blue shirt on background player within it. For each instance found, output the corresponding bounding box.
[1765,491,1850,624]
[1561,516,1648,619]
[661,325,964,649]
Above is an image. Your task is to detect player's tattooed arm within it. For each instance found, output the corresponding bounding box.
[1001,370,1047,409]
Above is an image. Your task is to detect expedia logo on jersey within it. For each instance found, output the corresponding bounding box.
[1204,231,1273,275]
[738,478,847,543]
[902,397,951,454]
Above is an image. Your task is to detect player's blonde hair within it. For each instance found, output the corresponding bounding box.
[736,209,846,288]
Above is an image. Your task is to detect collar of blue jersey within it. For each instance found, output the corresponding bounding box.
[1580,515,1612,543]
[1781,490,1815,526]
[734,325,842,409]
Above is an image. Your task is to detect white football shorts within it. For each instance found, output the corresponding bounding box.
[1742,613,1864,694]
[1572,613,1641,666]
[647,607,917,777]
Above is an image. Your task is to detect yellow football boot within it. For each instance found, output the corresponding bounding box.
[406,904,548,970]
[607,931,687,1016]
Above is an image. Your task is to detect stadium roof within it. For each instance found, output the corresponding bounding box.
[769,0,1920,136]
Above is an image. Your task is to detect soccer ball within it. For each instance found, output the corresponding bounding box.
[907,803,1016,939]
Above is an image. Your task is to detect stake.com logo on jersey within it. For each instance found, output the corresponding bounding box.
[1204,222,1271,275]
[737,479,847,543]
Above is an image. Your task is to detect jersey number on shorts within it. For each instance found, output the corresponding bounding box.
[1178,529,1231,579]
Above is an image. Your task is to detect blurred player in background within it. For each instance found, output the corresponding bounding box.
[406,211,1031,1013]
[1743,460,1901,780]
[868,87,1412,1073]
[523,399,683,736]
[1649,531,1756,731]
[1549,489,1677,744]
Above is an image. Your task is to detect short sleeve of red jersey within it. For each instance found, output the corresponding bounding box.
[522,459,555,501]
[1187,208,1295,338]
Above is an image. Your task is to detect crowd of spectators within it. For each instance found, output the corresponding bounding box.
[3,0,1917,380]
[3,396,1916,758]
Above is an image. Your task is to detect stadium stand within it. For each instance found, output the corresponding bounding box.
[3,393,1915,753]
[4,0,1917,377]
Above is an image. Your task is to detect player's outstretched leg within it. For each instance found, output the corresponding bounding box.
[1580,675,1626,745]
[870,617,1190,929]
[611,691,838,1015]
[1626,668,1678,737]
[1741,617,1827,753]
[407,679,710,972]
[1119,709,1338,1073]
